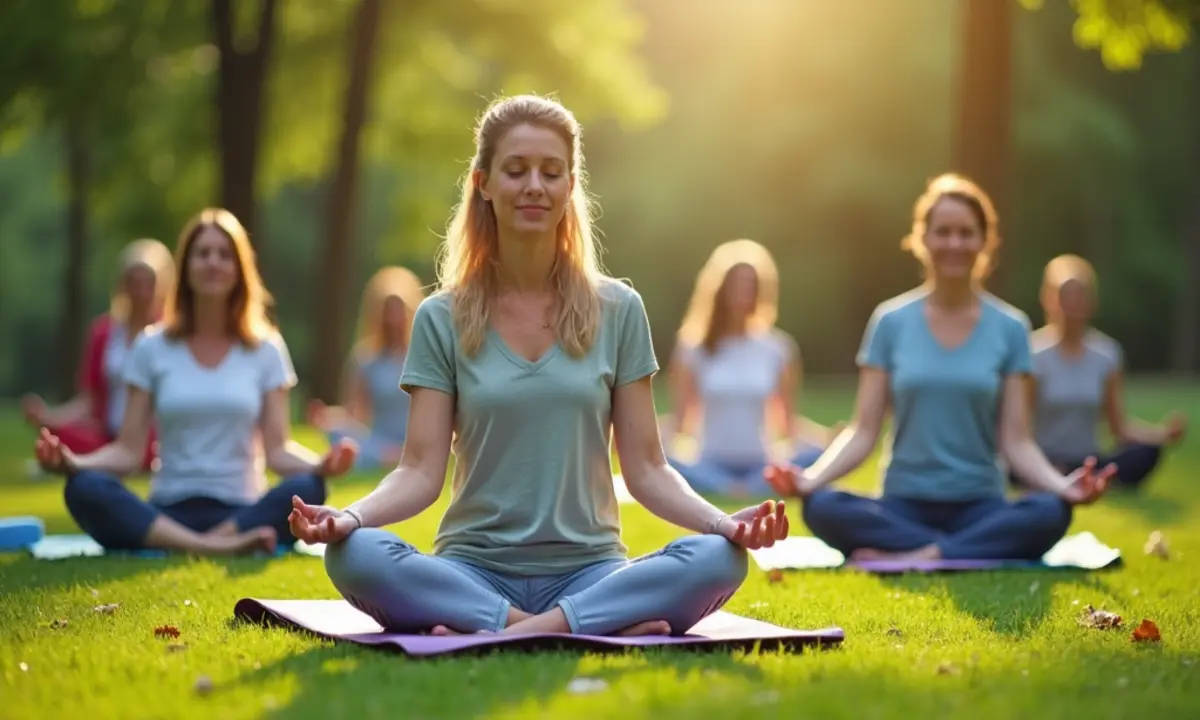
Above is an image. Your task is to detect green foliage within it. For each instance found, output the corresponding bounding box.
[1019,0,1194,70]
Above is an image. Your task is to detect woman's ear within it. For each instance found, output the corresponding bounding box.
[473,169,490,202]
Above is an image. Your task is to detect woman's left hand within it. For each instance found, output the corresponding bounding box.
[317,438,358,479]
[716,500,789,549]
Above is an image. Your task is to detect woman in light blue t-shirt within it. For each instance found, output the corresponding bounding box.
[765,174,1116,563]
[666,239,840,497]
[35,209,357,556]
[288,95,790,638]
[308,266,426,470]
[1026,254,1187,490]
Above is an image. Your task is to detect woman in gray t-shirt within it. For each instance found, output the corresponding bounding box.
[1027,254,1187,489]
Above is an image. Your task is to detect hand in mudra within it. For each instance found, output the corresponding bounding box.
[763,462,817,499]
[317,438,358,478]
[717,500,789,549]
[287,496,359,544]
[34,428,78,475]
[1060,457,1117,506]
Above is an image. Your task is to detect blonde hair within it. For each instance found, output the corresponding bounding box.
[1041,253,1097,325]
[353,266,426,358]
[163,208,275,347]
[677,239,780,354]
[436,94,603,357]
[901,173,1001,281]
[109,238,176,322]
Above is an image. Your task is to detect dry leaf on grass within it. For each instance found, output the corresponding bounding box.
[1078,605,1123,630]
[49,618,68,629]
[1144,531,1170,559]
[154,625,181,639]
[886,626,903,637]
[1131,619,1162,643]
[93,603,120,615]
[766,569,784,584]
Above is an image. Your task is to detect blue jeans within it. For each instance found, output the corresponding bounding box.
[802,490,1072,560]
[1015,443,1163,491]
[323,530,748,636]
[670,444,824,496]
[63,470,327,550]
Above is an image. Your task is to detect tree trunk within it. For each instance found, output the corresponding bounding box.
[310,0,384,403]
[953,0,1013,295]
[1170,47,1200,375]
[59,115,89,397]
[211,0,278,251]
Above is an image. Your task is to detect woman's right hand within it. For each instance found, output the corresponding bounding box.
[288,496,360,544]
[34,428,77,475]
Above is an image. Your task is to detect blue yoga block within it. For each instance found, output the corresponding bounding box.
[0,516,45,550]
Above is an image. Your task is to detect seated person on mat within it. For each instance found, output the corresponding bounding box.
[665,239,837,497]
[1026,253,1186,490]
[34,208,356,556]
[308,266,425,471]
[763,173,1115,563]
[288,95,789,638]
[22,238,175,472]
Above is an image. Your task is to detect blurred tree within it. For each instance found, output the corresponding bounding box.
[212,0,277,249]
[311,0,385,404]
[955,0,1014,296]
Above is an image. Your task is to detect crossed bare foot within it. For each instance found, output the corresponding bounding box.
[209,527,277,556]
[850,543,941,563]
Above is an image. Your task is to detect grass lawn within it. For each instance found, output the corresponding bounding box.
[1,378,1198,719]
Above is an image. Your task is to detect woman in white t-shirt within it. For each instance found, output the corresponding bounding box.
[666,239,839,497]
[34,208,357,556]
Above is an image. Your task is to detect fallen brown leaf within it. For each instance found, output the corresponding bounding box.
[1131,619,1162,643]
[93,603,120,615]
[766,569,784,584]
[49,618,68,630]
[1144,531,1170,559]
[154,625,181,639]
[886,626,903,637]
[1078,604,1123,630]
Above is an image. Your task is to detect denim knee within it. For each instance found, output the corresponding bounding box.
[278,473,327,506]
[1024,492,1073,537]
[323,528,411,595]
[800,489,843,532]
[675,533,749,591]
[63,470,148,549]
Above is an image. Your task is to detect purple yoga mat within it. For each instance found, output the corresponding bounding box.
[234,598,844,657]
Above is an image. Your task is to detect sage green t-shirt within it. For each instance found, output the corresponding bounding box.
[399,278,660,575]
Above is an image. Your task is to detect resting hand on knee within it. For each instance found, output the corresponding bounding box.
[715,500,789,549]
[288,496,360,544]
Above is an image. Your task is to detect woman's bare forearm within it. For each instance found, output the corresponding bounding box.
[73,443,142,477]
[806,424,878,489]
[1004,438,1070,495]
[346,467,445,528]
[624,462,726,534]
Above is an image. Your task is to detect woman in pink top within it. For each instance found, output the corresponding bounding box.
[23,239,174,470]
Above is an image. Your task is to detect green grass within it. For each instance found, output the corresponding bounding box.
[1,379,1198,719]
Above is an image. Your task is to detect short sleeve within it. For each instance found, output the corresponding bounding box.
[856,305,893,371]
[1002,312,1034,376]
[260,334,298,392]
[400,296,457,395]
[615,287,660,386]
[122,330,158,392]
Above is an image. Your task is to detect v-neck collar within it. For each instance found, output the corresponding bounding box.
[489,328,561,372]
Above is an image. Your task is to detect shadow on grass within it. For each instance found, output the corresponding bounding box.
[1100,487,1187,526]
[227,634,778,719]
[879,569,1116,637]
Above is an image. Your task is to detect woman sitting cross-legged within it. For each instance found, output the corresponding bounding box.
[307,266,426,471]
[764,173,1115,563]
[289,95,789,638]
[1026,253,1187,491]
[665,239,838,497]
[34,208,356,556]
